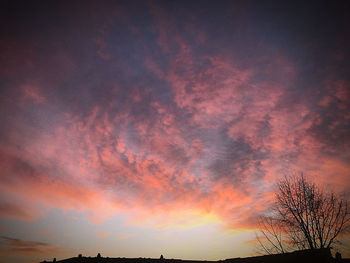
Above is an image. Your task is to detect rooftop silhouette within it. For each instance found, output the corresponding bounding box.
[41,249,349,263]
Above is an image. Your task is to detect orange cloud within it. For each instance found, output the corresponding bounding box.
[97,232,109,237]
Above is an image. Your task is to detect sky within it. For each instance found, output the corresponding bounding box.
[0,1,350,262]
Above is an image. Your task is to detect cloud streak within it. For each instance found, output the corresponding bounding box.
[0,236,61,256]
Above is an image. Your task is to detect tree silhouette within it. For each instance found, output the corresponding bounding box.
[256,214,289,254]
[257,174,350,254]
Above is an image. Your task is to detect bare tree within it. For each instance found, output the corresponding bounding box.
[255,215,289,254]
[257,174,350,254]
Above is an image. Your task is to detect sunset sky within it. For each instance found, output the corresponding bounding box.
[0,1,350,262]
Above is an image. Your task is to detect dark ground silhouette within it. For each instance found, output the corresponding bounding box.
[41,249,350,263]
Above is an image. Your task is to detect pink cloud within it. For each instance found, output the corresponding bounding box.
[95,38,111,60]
[21,84,46,104]
[2,49,348,234]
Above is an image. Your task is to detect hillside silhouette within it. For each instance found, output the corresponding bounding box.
[41,248,350,263]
